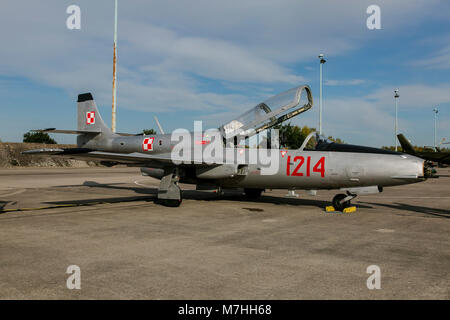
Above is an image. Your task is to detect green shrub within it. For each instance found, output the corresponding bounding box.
[23,132,57,144]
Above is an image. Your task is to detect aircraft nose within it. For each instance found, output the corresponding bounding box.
[408,156,427,180]
[392,155,425,182]
[405,155,434,180]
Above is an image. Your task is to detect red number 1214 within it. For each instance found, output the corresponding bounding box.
[286,156,325,177]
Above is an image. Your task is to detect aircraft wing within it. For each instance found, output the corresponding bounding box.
[22,146,281,168]
[22,148,232,167]
[23,148,181,167]
[397,134,450,164]
[416,151,450,165]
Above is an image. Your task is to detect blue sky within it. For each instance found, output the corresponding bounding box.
[0,0,449,147]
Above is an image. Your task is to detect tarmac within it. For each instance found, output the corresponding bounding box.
[0,167,449,299]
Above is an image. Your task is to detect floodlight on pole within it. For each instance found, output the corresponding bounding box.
[318,53,326,135]
[433,107,438,150]
[111,0,118,133]
[394,89,399,151]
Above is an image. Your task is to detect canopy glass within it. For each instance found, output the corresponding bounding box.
[220,85,313,139]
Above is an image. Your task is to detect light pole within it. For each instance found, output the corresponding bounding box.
[433,108,438,150]
[394,89,399,151]
[111,0,118,133]
[318,54,326,135]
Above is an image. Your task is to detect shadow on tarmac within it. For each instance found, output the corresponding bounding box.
[359,201,450,219]
[0,201,9,211]
[45,180,373,210]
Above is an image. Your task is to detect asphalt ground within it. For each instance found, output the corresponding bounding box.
[0,167,449,299]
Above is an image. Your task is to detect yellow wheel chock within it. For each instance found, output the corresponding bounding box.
[325,206,357,213]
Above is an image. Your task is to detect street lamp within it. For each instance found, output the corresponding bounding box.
[318,54,326,135]
[433,108,439,150]
[112,0,118,133]
[394,89,399,151]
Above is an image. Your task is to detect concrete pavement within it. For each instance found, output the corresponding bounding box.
[0,167,449,299]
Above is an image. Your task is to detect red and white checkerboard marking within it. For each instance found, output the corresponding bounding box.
[142,137,155,151]
[86,111,95,125]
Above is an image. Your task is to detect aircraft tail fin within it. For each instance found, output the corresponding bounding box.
[77,93,112,134]
[397,134,416,155]
[30,93,136,141]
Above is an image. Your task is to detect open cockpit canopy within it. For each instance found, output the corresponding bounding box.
[219,85,313,140]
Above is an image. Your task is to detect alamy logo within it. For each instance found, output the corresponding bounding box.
[66,5,81,30]
[366,5,381,30]
[170,121,280,175]
[366,265,381,289]
[86,111,95,125]
[66,265,81,290]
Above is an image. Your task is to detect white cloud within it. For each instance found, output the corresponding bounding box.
[287,83,450,147]
[0,0,443,109]
[0,0,449,146]
[365,84,450,109]
[411,45,450,70]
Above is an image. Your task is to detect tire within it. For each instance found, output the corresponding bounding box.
[332,194,350,211]
[160,187,183,207]
[244,188,263,199]
[162,199,182,207]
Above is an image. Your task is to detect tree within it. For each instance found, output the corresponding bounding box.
[327,136,345,144]
[274,123,317,149]
[143,129,156,135]
[23,132,57,144]
[272,123,345,149]
[275,123,301,149]
[382,146,400,151]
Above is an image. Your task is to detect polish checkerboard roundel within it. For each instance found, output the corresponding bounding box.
[142,137,155,151]
[86,111,95,125]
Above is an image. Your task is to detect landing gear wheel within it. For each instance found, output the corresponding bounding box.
[161,198,182,207]
[160,187,183,207]
[332,193,350,212]
[244,188,263,199]
[158,176,183,207]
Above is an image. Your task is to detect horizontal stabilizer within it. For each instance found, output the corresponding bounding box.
[32,128,101,135]
[32,128,138,136]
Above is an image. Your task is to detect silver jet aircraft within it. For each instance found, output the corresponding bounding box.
[24,85,430,210]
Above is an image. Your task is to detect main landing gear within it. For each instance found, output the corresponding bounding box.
[332,192,357,212]
[157,168,182,207]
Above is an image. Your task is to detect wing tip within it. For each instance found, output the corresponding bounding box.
[21,148,64,155]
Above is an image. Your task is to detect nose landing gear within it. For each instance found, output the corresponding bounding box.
[332,192,357,212]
